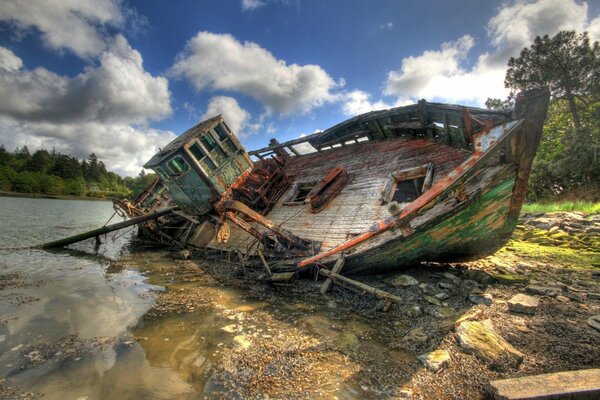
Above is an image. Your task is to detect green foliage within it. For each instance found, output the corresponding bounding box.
[0,146,131,198]
[504,30,600,200]
[123,170,158,199]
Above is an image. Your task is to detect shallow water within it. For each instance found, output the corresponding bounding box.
[0,196,415,399]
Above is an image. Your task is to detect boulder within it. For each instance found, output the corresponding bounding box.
[508,294,539,315]
[456,320,524,369]
[417,349,450,372]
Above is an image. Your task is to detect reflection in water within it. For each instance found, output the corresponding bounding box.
[0,197,417,399]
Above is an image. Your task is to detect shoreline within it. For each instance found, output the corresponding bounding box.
[0,191,114,202]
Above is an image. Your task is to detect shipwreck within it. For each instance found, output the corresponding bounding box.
[45,87,550,305]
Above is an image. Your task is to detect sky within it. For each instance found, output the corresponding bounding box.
[0,0,599,176]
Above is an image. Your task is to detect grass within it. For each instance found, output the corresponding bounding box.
[521,201,600,215]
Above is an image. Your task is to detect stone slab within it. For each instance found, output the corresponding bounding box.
[489,368,600,399]
[508,294,539,315]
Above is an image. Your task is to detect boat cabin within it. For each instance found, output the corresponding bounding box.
[143,115,253,215]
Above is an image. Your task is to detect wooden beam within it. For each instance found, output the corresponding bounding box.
[257,249,272,276]
[318,267,403,305]
[320,255,345,293]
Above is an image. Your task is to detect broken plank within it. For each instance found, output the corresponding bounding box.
[320,255,345,294]
[318,267,403,305]
[489,369,600,400]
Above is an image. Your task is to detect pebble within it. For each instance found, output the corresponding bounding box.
[469,293,493,306]
[588,315,600,332]
[587,293,600,301]
[417,349,450,372]
[443,272,462,285]
[389,274,419,287]
[423,295,443,306]
[434,291,450,300]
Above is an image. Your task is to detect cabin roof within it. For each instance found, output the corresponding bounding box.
[144,115,222,168]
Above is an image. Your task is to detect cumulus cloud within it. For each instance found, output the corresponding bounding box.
[0,0,126,58]
[382,0,600,105]
[201,96,252,138]
[242,0,266,11]
[170,32,338,116]
[0,37,174,176]
[0,37,171,124]
[342,90,393,115]
[0,117,175,176]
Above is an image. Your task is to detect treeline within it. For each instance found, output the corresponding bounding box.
[488,31,600,201]
[0,146,154,198]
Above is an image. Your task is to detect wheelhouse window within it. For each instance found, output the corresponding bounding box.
[201,133,227,164]
[189,142,217,174]
[155,167,170,182]
[214,124,237,153]
[166,155,190,176]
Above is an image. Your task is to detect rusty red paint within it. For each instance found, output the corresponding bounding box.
[297,120,523,268]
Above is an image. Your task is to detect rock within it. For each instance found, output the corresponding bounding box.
[489,369,600,400]
[221,324,238,333]
[587,292,600,301]
[407,305,423,317]
[402,327,428,346]
[423,295,443,306]
[508,294,539,315]
[588,315,600,332]
[469,293,493,306]
[326,300,337,309]
[465,269,493,284]
[525,285,559,297]
[556,295,570,303]
[434,291,450,300]
[443,272,462,285]
[417,349,450,372]
[419,283,436,295]
[493,274,528,284]
[564,291,585,303]
[233,335,252,349]
[389,274,419,287]
[456,320,524,369]
[461,279,479,290]
[438,281,456,290]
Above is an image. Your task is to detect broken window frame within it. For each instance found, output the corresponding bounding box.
[380,163,434,205]
[187,141,217,176]
[282,181,317,206]
[166,155,191,177]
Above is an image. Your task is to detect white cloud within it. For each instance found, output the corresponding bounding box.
[170,32,338,116]
[0,38,173,176]
[382,0,600,105]
[0,37,171,124]
[0,0,125,58]
[341,90,393,115]
[242,0,266,11]
[201,96,253,138]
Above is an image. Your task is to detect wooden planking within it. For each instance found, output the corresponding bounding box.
[206,137,470,254]
[344,164,517,273]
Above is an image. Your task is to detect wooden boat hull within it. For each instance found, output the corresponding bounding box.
[118,88,550,276]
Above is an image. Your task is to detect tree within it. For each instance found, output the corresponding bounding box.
[25,149,52,173]
[505,31,600,129]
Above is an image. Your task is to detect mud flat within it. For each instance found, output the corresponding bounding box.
[1,211,599,399]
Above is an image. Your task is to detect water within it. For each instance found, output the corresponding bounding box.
[0,196,415,399]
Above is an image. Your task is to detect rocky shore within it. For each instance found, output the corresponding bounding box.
[1,211,598,399]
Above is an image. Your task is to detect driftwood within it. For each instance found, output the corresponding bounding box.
[320,255,345,294]
[41,207,176,249]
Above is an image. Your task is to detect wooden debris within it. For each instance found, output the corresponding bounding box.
[320,255,345,294]
[489,368,600,399]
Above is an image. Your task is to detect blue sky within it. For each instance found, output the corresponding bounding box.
[0,0,599,176]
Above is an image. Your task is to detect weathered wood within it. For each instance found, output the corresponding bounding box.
[257,249,272,276]
[489,369,600,400]
[422,162,435,192]
[41,207,176,249]
[318,267,403,305]
[391,164,429,182]
[320,255,345,293]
